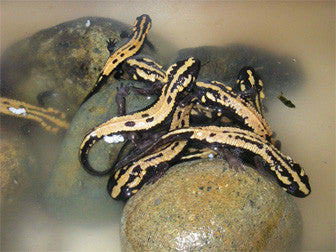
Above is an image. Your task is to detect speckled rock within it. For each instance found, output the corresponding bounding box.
[176,44,303,103]
[0,132,37,205]
[1,16,175,118]
[121,159,302,251]
[44,80,158,222]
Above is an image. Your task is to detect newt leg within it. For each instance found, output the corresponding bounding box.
[106,38,117,55]
[129,84,162,96]
[115,83,130,116]
[253,155,277,182]
[146,162,170,184]
[216,148,245,172]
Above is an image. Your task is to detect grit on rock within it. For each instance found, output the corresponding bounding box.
[0,132,37,205]
[121,159,302,251]
[1,17,174,118]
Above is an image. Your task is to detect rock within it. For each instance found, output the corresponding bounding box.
[176,44,303,104]
[121,159,302,251]
[1,16,175,118]
[0,132,37,205]
[0,101,69,191]
[44,80,158,223]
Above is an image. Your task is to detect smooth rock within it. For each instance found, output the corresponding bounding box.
[1,16,175,118]
[44,80,158,223]
[121,159,302,251]
[0,132,37,205]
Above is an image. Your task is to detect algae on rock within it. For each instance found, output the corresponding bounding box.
[121,159,302,251]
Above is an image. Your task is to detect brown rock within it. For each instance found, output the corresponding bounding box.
[1,16,175,118]
[121,159,302,251]
[0,133,37,205]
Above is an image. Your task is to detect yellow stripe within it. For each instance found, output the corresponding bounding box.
[0,97,69,133]
[111,103,195,199]
[195,81,273,142]
[101,15,151,76]
[159,126,310,196]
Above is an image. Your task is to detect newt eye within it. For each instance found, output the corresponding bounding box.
[291,163,303,174]
[286,156,293,164]
[287,182,299,195]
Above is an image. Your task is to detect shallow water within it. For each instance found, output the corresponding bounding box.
[1,1,335,251]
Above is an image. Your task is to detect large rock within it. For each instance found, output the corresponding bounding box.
[0,131,37,205]
[44,80,158,223]
[1,16,175,118]
[1,15,173,222]
[121,159,302,251]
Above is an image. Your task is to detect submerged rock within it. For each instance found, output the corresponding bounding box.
[44,80,158,222]
[0,132,37,205]
[1,16,175,118]
[1,15,173,222]
[121,159,302,251]
[176,44,303,102]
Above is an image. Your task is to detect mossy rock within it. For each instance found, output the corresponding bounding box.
[121,159,302,251]
[1,16,175,118]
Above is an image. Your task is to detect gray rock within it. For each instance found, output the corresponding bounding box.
[0,15,174,222]
[1,16,175,118]
[121,159,302,251]
[44,80,158,223]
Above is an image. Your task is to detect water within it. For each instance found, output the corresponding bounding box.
[1,1,335,251]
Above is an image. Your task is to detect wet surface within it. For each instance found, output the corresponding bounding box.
[0,2,334,251]
[122,159,302,251]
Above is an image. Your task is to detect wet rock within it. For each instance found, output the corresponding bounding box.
[0,132,37,205]
[121,159,302,251]
[176,44,303,102]
[44,80,158,222]
[1,16,175,118]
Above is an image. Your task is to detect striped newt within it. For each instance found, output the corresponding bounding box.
[79,57,201,176]
[193,81,273,143]
[235,66,265,116]
[111,100,217,181]
[108,102,194,200]
[151,126,311,198]
[122,58,273,142]
[82,14,152,103]
[123,57,165,85]
[0,97,69,133]
[110,125,310,199]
